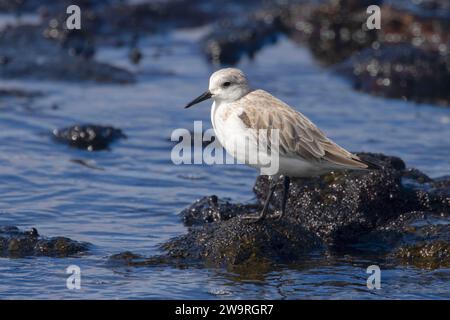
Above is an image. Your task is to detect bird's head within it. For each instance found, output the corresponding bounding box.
[184,68,250,108]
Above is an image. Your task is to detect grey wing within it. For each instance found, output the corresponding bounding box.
[241,90,369,169]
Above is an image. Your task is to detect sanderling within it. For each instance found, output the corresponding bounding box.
[185,68,379,221]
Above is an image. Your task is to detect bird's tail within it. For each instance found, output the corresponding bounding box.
[323,150,383,171]
[350,155,383,170]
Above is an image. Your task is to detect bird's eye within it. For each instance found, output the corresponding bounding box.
[222,81,231,87]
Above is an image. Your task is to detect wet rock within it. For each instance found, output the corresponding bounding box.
[161,218,322,270]
[0,25,134,83]
[287,0,379,65]
[107,251,178,268]
[111,218,322,271]
[99,1,213,36]
[379,5,450,51]
[282,2,450,105]
[0,226,89,258]
[53,124,127,151]
[0,87,43,99]
[0,0,115,15]
[387,0,450,19]
[335,44,450,105]
[203,9,285,65]
[389,218,450,269]
[254,153,449,245]
[110,154,449,270]
[181,195,261,226]
[395,240,450,269]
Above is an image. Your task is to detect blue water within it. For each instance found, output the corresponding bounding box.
[1,27,450,299]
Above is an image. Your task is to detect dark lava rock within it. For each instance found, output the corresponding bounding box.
[379,5,450,51]
[203,0,450,105]
[110,153,449,271]
[0,226,90,258]
[395,240,450,269]
[203,9,285,65]
[201,1,382,66]
[254,153,449,246]
[53,124,127,151]
[389,218,450,269]
[284,1,449,64]
[386,0,450,19]
[0,0,112,14]
[0,25,134,83]
[161,218,321,270]
[0,87,43,99]
[111,218,322,272]
[295,0,379,65]
[335,44,450,105]
[181,195,260,226]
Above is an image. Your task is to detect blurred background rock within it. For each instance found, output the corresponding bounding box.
[1,0,449,104]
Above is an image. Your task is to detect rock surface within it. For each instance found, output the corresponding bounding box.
[199,0,450,105]
[335,44,450,105]
[0,226,90,258]
[0,25,134,83]
[110,153,449,271]
[53,124,127,151]
[203,10,284,65]
[254,153,449,245]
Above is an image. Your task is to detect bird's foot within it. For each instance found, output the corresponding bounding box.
[240,211,266,223]
[240,210,282,223]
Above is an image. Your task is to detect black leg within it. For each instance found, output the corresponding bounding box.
[259,181,277,220]
[242,179,277,222]
[279,176,290,219]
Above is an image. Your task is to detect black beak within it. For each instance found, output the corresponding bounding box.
[184,90,212,109]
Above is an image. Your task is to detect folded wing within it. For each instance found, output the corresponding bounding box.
[238,90,369,170]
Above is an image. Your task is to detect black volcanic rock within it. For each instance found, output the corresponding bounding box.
[388,217,450,269]
[335,44,450,105]
[161,218,322,270]
[0,25,134,83]
[203,9,285,65]
[0,226,90,258]
[111,153,449,271]
[53,124,127,151]
[302,0,379,65]
[254,153,448,245]
[180,195,260,226]
[110,218,322,272]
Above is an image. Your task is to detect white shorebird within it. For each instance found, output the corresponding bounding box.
[185,68,379,221]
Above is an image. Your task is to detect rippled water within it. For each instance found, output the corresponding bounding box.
[1,27,450,299]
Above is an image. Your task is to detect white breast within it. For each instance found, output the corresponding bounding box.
[211,101,243,150]
[211,101,269,169]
